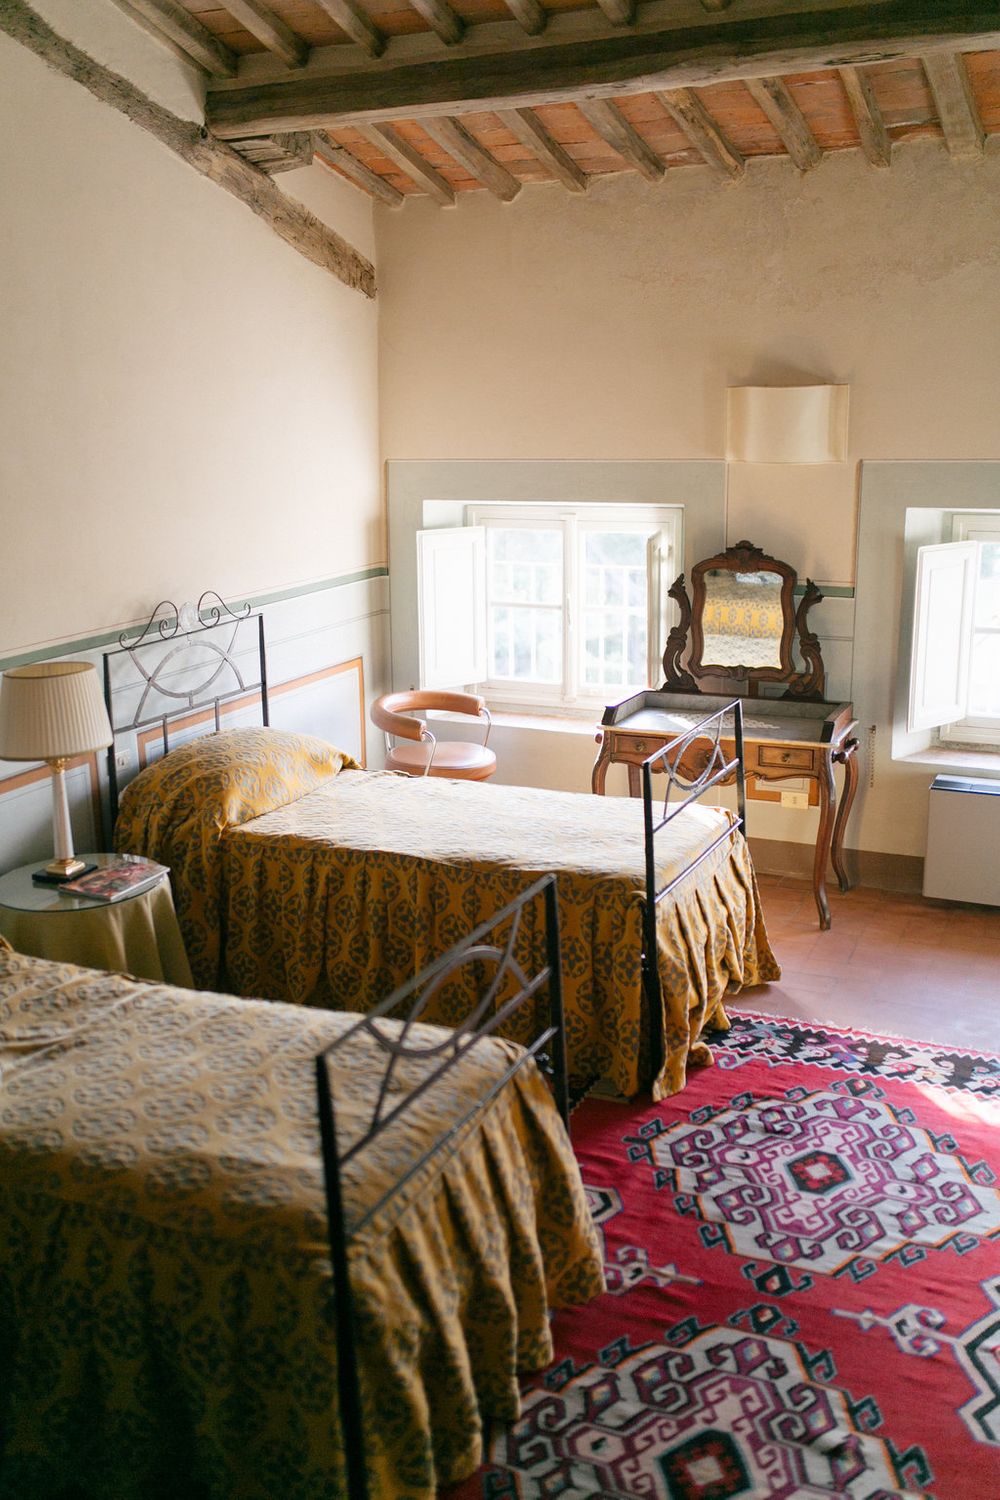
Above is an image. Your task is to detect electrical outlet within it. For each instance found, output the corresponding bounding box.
[115,750,132,772]
[781,790,809,810]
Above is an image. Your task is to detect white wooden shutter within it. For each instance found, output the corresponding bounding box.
[417,526,487,690]
[907,541,977,733]
[646,528,674,684]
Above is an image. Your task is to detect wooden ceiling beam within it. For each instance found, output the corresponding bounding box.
[657,86,744,178]
[838,64,891,167]
[310,0,386,57]
[594,0,636,28]
[313,134,406,202]
[221,1,309,69]
[501,0,547,37]
[109,0,237,76]
[205,4,1000,136]
[578,97,664,181]
[499,107,588,191]
[923,52,985,160]
[408,0,465,46]
[2,0,374,295]
[230,131,315,171]
[358,123,457,203]
[422,116,522,199]
[745,75,821,169]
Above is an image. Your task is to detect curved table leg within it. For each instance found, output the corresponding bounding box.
[813,750,837,931]
[830,737,860,893]
[627,762,642,799]
[592,734,612,795]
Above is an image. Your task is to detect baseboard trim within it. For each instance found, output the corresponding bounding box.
[747,837,924,895]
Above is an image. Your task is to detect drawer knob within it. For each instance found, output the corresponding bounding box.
[635,740,646,754]
[782,750,791,762]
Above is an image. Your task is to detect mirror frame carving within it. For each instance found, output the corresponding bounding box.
[662,540,826,700]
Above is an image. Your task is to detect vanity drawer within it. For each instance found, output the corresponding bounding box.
[756,745,816,771]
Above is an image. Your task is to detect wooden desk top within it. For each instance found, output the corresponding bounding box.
[599,690,855,748]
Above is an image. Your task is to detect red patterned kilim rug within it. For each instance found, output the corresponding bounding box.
[446,1013,1000,1499]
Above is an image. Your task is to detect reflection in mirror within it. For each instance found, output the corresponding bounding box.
[701,569,785,669]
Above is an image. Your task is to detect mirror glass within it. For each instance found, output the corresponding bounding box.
[700,568,785,669]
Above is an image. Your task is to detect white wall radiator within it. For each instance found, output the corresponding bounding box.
[924,775,1000,907]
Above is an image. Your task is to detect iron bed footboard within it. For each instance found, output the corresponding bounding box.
[315,873,568,1500]
[640,698,747,1081]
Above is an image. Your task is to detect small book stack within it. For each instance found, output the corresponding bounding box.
[60,857,169,904]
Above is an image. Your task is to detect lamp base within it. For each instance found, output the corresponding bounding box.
[32,860,98,885]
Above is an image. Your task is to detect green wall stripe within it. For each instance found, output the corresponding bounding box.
[0,567,389,672]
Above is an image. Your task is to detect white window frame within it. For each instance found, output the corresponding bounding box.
[943,512,1000,747]
[464,502,682,712]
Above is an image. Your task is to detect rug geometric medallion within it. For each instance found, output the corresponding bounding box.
[446,1014,1000,1499]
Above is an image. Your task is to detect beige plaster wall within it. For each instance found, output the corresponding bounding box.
[0,6,381,659]
[376,143,1000,468]
[376,141,1000,865]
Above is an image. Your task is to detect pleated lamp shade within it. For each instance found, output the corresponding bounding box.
[0,662,113,762]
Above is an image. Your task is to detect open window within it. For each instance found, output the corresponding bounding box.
[417,504,682,709]
[908,522,1000,745]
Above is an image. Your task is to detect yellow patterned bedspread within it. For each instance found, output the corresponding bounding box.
[120,756,778,1099]
[0,949,603,1500]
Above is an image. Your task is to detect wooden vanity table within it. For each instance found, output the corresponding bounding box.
[592,542,859,930]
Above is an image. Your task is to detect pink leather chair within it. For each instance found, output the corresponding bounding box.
[370,691,497,781]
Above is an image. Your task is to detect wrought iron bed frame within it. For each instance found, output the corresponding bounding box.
[641,699,746,1081]
[102,593,269,826]
[315,874,567,1500]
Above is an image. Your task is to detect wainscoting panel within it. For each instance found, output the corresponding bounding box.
[0,577,389,876]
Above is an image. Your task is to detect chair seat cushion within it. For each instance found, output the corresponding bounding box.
[386,741,497,780]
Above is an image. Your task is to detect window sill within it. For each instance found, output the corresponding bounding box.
[427,709,601,737]
[897,746,1000,776]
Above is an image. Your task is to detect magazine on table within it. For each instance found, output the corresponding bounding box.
[59,856,169,903]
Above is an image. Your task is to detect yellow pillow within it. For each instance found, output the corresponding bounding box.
[118,727,357,838]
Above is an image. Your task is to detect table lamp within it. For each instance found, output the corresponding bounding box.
[0,661,114,881]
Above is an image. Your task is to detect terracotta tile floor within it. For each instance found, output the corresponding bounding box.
[731,875,1000,1054]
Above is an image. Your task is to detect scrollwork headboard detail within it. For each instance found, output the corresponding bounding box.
[103,591,269,825]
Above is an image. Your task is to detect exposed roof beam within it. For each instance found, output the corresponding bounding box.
[205,3,1000,136]
[408,0,465,46]
[222,0,309,68]
[230,130,315,171]
[2,0,374,295]
[745,75,821,169]
[657,86,744,177]
[310,0,385,57]
[358,123,457,203]
[109,0,237,76]
[595,0,635,27]
[838,64,891,166]
[501,0,547,37]
[313,134,405,203]
[422,116,522,199]
[578,97,664,181]
[499,107,588,191]
[923,51,985,160]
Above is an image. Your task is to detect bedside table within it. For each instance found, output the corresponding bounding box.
[0,853,193,987]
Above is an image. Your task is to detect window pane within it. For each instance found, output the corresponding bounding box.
[974,543,1000,630]
[489,605,561,684]
[581,531,649,696]
[968,631,1000,717]
[489,528,562,605]
[582,607,647,694]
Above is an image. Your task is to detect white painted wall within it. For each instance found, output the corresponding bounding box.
[0,6,382,660]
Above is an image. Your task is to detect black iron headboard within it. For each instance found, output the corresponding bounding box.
[103,592,269,826]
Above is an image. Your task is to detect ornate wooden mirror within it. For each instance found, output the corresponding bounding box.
[662,540,825,700]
